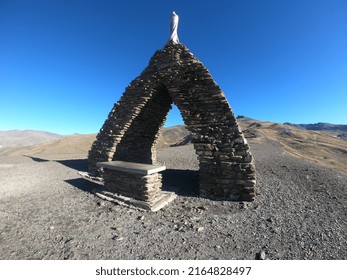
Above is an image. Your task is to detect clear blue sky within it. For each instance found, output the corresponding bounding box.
[1,0,346,135]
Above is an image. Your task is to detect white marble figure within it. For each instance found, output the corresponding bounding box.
[169,11,179,44]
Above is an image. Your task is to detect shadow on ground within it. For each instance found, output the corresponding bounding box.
[65,178,105,194]
[25,154,200,198]
[23,156,89,172]
[24,155,50,163]
[66,169,200,198]
[162,169,199,197]
[56,159,88,172]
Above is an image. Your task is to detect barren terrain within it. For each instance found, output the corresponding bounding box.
[0,120,346,260]
[0,130,63,148]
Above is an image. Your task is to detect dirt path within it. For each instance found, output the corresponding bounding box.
[0,141,346,259]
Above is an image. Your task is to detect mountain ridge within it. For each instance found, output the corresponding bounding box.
[0,129,64,148]
[283,122,347,132]
[2,118,346,149]
[1,117,347,174]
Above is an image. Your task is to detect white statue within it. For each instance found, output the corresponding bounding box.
[169,11,179,44]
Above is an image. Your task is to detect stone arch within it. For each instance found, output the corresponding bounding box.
[88,43,256,201]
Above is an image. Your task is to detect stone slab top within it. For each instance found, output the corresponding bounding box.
[96,160,166,175]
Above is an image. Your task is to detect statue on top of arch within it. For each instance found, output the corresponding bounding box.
[169,11,179,44]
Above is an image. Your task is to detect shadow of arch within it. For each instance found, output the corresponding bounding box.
[57,157,199,199]
[23,155,50,163]
[161,169,199,197]
[65,178,106,194]
[56,159,89,172]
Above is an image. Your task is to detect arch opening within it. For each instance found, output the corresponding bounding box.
[113,85,172,164]
[112,85,200,197]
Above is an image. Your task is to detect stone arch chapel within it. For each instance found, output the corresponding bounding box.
[87,12,256,209]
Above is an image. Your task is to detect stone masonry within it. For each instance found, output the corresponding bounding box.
[103,170,163,202]
[88,42,256,201]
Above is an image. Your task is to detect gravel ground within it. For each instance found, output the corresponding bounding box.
[0,140,346,260]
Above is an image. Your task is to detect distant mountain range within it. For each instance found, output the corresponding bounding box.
[283,122,347,132]
[0,130,63,148]
[1,119,346,150]
[283,122,347,139]
[0,127,191,150]
[1,118,347,173]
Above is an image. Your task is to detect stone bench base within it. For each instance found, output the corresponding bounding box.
[95,190,177,212]
[93,161,175,211]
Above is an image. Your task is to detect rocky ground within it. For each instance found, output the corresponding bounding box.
[0,140,346,260]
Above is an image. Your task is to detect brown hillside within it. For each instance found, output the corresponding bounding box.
[238,118,347,173]
[1,120,346,173]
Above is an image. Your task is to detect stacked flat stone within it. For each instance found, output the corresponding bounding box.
[103,170,163,202]
[88,42,256,201]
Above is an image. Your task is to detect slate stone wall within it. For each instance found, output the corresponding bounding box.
[103,170,162,202]
[88,43,256,201]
